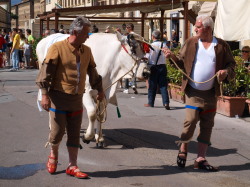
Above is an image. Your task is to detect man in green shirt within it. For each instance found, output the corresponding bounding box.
[26,29,35,68]
[26,29,34,44]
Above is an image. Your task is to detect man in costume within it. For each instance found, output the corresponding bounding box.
[163,15,235,171]
[36,16,104,178]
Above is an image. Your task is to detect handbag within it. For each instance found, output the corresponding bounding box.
[143,42,163,79]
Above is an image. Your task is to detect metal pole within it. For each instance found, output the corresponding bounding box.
[141,12,145,37]
[183,0,189,40]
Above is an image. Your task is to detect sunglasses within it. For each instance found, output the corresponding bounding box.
[242,50,249,53]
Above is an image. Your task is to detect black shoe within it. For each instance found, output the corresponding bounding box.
[132,87,138,94]
[165,104,170,110]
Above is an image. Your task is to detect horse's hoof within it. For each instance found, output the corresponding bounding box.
[96,142,105,148]
[83,140,90,144]
[82,137,90,144]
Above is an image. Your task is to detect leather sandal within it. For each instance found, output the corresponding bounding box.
[177,151,187,168]
[47,156,58,174]
[66,166,89,179]
[194,160,219,172]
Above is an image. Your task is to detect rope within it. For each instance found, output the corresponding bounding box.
[136,38,224,100]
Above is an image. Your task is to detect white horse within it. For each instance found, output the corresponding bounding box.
[36,32,146,147]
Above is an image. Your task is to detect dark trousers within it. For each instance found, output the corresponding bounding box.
[148,64,169,107]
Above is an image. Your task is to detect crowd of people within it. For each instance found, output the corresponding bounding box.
[0,28,34,70]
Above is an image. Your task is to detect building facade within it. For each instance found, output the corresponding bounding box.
[11,0,41,37]
[10,0,249,48]
[0,0,11,30]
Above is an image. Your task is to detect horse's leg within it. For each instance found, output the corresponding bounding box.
[95,121,105,148]
[94,95,108,148]
[82,92,96,144]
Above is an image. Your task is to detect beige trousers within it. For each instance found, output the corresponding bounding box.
[48,90,83,148]
[180,85,217,145]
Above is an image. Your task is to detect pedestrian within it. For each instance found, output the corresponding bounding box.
[163,30,168,43]
[36,16,104,179]
[18,31,26,69]
[26,29,35,68]
[44,29,50,37]
[65,29,70,34]
[241,46,250,69]
[1,29,9,64]
[0,33,6,68]
[10,28,20,71]
[104,25,112,33]
[23,39,31,68]
[171,29,179,48]
[6,31,13,67]
[144,30,170,110]
[26,29,34,45]
[163,15,236,171]
[1,29,9,67]
[59,24,65,34]
[123,23,138,94]
[92,25,99,33]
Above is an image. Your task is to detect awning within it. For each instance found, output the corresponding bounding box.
[51,1,183,17]
[198,1,217,17]
[214,0,250,41]
[190,1,217,17]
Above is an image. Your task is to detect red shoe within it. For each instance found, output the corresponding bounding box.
[66,166,89,179]
[144,104,153,107]
[47,156,58,174]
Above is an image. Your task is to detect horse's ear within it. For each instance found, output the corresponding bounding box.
[116,32,126,44]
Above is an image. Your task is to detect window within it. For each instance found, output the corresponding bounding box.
[46,0,51,5]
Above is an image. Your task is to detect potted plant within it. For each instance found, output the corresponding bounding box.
[246,93,250,115]
[217,56,250,117]
[167,59,185,104]
[31,36,43,69]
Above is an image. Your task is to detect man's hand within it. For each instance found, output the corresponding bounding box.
[162,47,172,58]
[217,69,228,82]
[41,94,51,112]
[97,91,105,101]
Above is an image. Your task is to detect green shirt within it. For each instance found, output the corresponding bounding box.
[28,35,34,44]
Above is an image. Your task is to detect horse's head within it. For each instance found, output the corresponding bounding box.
[127,33,145,59]
[116,32,145,59]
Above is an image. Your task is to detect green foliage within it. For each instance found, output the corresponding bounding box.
[166,48,250,98]
[167,61,182,86]
[222,56,250,97]
[32,36,43,61]
[231,49,241,57]
[10,13,18,20]
[166,48,183,86]
[247,92,250,99]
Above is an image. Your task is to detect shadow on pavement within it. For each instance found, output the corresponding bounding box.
[89,165,182,178]
[100,128,237,157]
